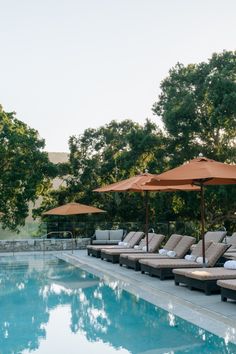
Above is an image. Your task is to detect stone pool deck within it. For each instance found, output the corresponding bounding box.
[60,249,236,345]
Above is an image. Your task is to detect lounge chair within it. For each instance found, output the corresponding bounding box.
[173,243,231,295]
[119,233,184,271]
[217,279,236,302]
[87,231,136,257]
[224,233,236,256]
[139,236,223,280]
[100,233,162,263]
[190,230,227,251]
[139,235,196,279]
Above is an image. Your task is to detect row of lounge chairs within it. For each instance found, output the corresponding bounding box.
[86,230,236,302]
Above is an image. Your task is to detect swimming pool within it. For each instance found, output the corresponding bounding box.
[0,255,235,354]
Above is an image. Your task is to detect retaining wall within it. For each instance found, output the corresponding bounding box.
[0,238,90,253]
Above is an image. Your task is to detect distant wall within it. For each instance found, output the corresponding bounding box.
[0,237,90,253]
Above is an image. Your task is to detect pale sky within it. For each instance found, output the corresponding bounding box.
[1,0,235,152]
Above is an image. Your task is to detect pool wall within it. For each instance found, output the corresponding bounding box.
[0,238,90,252]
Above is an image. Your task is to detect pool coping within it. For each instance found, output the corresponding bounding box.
[59,250,236,346]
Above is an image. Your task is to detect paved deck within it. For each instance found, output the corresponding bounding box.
[60,249,236,345]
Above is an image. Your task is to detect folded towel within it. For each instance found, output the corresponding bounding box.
[224,260,236,269]
[118,241,128,247]
[196,256,208,264]
[185,254,197,262]
[159,248,168,255]
[167,250,176,258]
[142,246,147,252]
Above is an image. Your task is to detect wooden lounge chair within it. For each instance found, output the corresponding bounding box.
[87,231,136,257]
[100,233,162,263]
[217,279,236,302]
[173,243,231,295]
[139,235,198,279]
[119,233,184,271]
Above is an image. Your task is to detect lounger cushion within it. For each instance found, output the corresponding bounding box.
[127,253,167,260]
[128,232,144,248]
[139,258,201,269]
[163,234,183,250]
[173,236,195,258]
[191,240,212,257]
[205,231,227,243]
[92,240,118,245]
[173,267,236,280]
[217,279,236,291]
[148,234,165,252]
[205,243,229,267]
[95,230,110,240]
[110,229,124,241]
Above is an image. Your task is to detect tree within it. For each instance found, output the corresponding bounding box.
[153,50,236,165]
[152,50,236,231]
[42,119,169,230]
[0,106,57,230]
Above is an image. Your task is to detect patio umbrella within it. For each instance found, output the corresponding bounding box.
[144,156,236,263]
[43,202,106,237]
[94,173,200,251]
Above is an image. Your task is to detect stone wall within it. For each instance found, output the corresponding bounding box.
[0,238,90,253]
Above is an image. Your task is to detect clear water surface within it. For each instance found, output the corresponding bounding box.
[0,255,235,354]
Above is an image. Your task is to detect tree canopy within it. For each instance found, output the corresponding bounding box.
[152,50,236,231]
[0,106,57,230]
[153,50,236,165]
[34,50,236,235]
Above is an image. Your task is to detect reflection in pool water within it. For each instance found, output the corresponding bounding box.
[0,255,235,354]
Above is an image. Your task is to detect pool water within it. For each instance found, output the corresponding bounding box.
[0,255,235,354]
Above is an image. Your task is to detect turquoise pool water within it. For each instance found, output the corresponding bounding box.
[0,255,235,354]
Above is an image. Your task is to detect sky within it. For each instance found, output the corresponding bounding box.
[1,0,235,152]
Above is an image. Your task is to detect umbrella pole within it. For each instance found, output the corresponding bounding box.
[200,183,206,265]
[145,191,149,252]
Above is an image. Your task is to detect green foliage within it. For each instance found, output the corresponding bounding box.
[0,106,57,230]
[42,119,170,228]
[153,50,236,164]
[152,50,236,231]
[41,50,236,235]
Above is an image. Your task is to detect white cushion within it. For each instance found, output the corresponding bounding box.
[159,248,168,255]
[185,254,197,262]
[142,246,147,252]
[134,245,140,249]
[224,260,236,269]
[167,250,176,258]
[196,256,208,264]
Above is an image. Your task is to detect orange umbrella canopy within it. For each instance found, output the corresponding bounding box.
[94,173,199,252]
[43,202,106,216]
[94,173,200,192]
[145,157,236,186]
